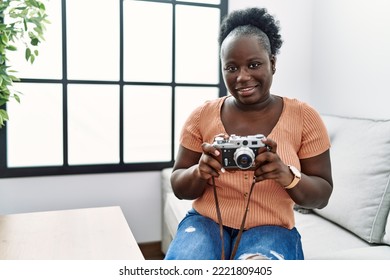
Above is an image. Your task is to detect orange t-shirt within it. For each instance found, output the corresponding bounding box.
[180,95,330,229]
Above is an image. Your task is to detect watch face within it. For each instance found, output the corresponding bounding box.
[289,166,301,178]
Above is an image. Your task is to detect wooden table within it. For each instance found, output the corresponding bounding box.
[0,206,145,260]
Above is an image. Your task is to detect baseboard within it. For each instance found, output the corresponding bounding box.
[138,241,164,260]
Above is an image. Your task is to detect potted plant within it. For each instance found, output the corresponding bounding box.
[0,0,48,128]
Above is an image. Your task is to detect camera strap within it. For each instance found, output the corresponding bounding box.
[212,175,257,260]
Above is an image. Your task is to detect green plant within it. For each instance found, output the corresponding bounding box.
[0,0,49,128]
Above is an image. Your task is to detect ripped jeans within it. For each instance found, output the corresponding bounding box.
[164,208,304,260]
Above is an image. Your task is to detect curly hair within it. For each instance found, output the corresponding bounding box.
[218,7,283,56]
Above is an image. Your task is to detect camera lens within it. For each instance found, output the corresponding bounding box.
[233,147,255,170]
[236,154,252,168]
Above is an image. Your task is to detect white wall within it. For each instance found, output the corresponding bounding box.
[1,0,389,245]
[311,0,390,119]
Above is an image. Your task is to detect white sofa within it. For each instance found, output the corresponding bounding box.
[161,114,390,259]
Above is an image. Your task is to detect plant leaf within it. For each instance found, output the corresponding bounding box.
[14,94,21,103]
[23,18,28,31]
[31,37,39,46]
[30,54,35,63]
[0,108,9,126]
[6,45,17,51]
[25,47,32,61]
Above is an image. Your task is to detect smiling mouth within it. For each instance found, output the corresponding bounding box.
[236,85,258,95]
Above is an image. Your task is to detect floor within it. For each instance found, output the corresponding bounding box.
[139,242,165,260]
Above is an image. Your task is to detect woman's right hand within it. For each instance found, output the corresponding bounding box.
[197,142,225,180]
[171,134,228,199]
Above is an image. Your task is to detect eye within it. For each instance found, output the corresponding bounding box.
[249,62,261,69]
[224,65,237,72]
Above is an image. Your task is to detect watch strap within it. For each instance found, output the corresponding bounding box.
[285,165,301,190]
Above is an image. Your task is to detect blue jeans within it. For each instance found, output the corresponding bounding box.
[164,209,304,260]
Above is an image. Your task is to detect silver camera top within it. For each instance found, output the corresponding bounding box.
[213,134,266,148]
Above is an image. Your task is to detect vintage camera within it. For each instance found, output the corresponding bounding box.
[213,134,266,170]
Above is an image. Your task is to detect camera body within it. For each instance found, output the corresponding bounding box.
[212,134,266,170]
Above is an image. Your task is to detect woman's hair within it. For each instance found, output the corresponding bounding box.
[218,7,283,56]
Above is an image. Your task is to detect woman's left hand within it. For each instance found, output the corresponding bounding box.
[253,137,293,186]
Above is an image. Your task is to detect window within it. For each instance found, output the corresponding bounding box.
[0,0,227,178]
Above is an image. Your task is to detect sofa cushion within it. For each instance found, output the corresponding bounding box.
[315,115,390,244]
[164,192,193,238]
[161,168,174,195]
[383,213,390,244]
[294,211,377,259]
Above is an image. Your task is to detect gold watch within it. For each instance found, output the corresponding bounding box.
[285,165,301,189]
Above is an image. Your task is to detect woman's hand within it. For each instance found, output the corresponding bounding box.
[253,137,293,186]
[170,134,227,200]
[197,141,225,180]
[253,137,333,208]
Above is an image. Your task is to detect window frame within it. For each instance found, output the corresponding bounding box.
[0,0,228,178]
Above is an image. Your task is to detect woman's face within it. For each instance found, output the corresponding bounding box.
[220,35,275,105]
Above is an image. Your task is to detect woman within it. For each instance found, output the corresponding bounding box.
[164,7,333,260]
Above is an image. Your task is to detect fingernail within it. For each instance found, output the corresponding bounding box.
[221,168,225,173]
[214,150,220,156]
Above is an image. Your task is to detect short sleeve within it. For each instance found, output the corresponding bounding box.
[178,98,225,154]
[179,105,204,153]
[298,104,331,159]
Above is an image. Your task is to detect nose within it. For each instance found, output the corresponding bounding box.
[236,67,251,82]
